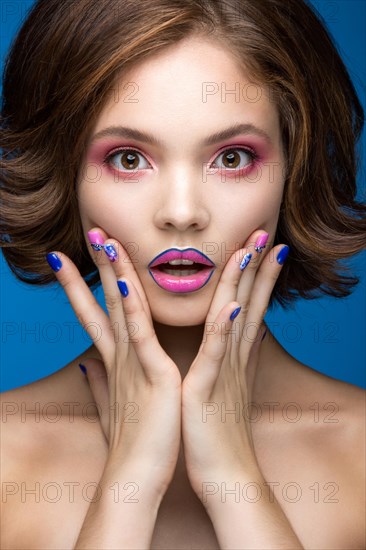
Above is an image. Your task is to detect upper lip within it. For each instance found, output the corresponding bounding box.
[148,248,216,268]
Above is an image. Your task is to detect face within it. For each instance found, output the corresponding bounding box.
[77,36,286,326]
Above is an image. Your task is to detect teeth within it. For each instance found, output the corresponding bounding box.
[161,269,200,276]
[167,259,194,266]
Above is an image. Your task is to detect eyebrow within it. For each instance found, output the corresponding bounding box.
[89,123,272,147]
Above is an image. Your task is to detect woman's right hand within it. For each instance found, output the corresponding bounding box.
[46,228,182,498]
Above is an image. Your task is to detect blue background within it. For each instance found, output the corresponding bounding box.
[1,0,365,391]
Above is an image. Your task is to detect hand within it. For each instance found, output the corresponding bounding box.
[181,230,288,500]
[46,228,182,496]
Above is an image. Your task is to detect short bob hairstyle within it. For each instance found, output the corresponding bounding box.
[1,0,365,309]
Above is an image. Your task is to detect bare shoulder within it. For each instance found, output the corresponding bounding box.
[260,339,365,435]
[257,350,366,548]
[293,358,365,434]
[0,359,105,476]
[314,368,365,482]
[0,376,107,549]
[0,384,45,470]
[283,355,366,455]
[287,358,365,546]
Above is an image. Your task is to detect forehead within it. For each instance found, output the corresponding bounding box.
[93,37,280,148]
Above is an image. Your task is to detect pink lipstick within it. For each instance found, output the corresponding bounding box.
[148,248,216,293]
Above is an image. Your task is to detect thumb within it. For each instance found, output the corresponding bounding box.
[78,358,109,442]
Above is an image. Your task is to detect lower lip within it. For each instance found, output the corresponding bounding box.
[148,266,215,293]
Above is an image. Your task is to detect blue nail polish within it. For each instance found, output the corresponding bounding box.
[90,243,103,251]
[46,252,62,272]
[276,245,290,265]
[230,306,241,321]
[240,252,252,271]
[117,280,129,297]
[79,363,87,375]
[104,243,118,262]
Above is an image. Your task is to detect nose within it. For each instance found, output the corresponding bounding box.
[153,166,210,232]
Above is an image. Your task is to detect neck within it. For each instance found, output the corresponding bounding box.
[151,320,294,405]
[153,320,205,379]
[83,320,292,404]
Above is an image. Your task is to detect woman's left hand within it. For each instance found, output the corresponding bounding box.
[181,230,289,502]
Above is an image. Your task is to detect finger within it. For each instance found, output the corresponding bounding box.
[187,302,241,400]
[235,231,271,318]
[117,276,178,384]
[86,229,127,332]
[239,244,289,360]
[205,230,269,326]
[228,232,271,364]
[46,251,115,365]
[79,359,109,443]
[243,321,267,398]
[91,231,153,326]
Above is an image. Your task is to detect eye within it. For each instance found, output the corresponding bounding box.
[103,148,151,172]
[211,147,258,171]
[102,146,258,175]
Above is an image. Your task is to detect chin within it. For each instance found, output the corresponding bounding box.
[149,298,209,327]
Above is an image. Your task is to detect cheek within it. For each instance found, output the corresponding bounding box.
[77,182,136,239]
[221,176,284,241]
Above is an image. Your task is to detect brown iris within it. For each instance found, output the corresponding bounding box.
[221,149,241,169]
[120,150,139,170]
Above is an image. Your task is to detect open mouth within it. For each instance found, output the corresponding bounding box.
[148,248,216,293]
[155,261,207,276]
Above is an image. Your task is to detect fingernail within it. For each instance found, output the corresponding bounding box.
[254,232,269,253]
[230,306,241,321]
[79,363,87,375]
[104,243,118,262]
[276,245,290,265]
[87,230,105,251]
[117,280,129,297]
[240,252,252,271]
[46,252,62,272]
[261,328,268,341]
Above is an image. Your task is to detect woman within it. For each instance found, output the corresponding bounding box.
[1,0,365,548]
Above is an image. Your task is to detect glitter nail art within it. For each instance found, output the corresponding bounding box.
[240,252,252,271]
[87,230,105,251]
[254,233,269,253]
[104,243,118,262]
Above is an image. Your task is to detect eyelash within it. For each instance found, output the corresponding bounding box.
[103,146,259,176]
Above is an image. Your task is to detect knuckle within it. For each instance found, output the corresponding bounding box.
[258,305,268,320]
[231,276,240,290]
[270,268,281,283]
[247,255,261,270]
[218,274,233,291]
[262,265,279,285]
[73,299,98,328]
[201,344,225,365]
[104,293,121,312]
[92,249,109,267]
[247,260,258,271]
[206,307,216,321]
[139,328,156,345]
[93,372,108,381]
[240,303,250,317]
[75,310,88,327]
[61,274,79,291]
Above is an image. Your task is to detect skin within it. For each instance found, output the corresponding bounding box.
[75,35,298,545]
[79,38,285,332]
[1,36,365,549]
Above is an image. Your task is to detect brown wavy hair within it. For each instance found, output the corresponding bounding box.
[1,0,365,309]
